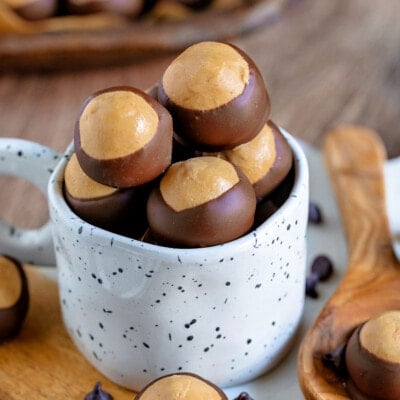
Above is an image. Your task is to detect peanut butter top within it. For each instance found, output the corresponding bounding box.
[139,375,222,400]
[79,90,158,159]
[65,154,117,199]
[214,123,276,184]
[0,257,21,308]
[360,310,400,363]
[162,41,250,110]
[160,156,239,212]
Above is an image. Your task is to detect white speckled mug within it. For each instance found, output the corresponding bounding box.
[0,130,308,390]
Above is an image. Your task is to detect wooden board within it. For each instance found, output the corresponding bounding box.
[0,266,135,400]
[0,0,292,72]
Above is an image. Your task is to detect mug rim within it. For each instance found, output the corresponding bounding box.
[48,129,309,259]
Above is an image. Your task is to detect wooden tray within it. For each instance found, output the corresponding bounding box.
[0,0,293,72]
[0,265,135,399]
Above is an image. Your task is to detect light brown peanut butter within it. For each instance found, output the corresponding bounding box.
[139,375,222,400]
[0,257,21,308]
[162,42,250,110]
[360,310,400,363]
[79,90,158,159]
[214,123,276,184]
[65,154,117,199]
[160,156,239,212]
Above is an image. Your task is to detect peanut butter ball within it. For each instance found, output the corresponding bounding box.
[135,373,227,400]
[67,0,144,17]
[74,86,173,188]
[345,310,400,400]
[5,0,56,20]
[0,255,29,342]
[158,41,270,150]
[64,153,148,233]
[147,156,256,247]
[210,120,293,199]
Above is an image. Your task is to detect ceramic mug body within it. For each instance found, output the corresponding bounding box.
[0,131,309,390]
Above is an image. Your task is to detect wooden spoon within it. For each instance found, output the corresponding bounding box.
[298,125,400,399]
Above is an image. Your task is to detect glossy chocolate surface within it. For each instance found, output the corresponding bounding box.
[74,86,173,188]
[252,121,293,199]
[0,255,29,342]
[147,167,256,247]
[158,43,270,151]
[345,325,400,400]
[64,183,148,234]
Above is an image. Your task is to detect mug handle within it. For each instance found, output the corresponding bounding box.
[0,138,61,266]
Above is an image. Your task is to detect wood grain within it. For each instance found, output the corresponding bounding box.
[298,126,400,399]
[0,265,135,400]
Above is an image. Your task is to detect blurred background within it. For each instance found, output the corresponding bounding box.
[0,0,399,232]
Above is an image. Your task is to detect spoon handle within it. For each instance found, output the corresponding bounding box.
[324,125,394,269]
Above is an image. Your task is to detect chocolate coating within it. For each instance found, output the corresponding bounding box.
[147,165,256,247]
[135,372,228,400]
[74,86,173,189]
[345,324,400,400]
[158,42,270,150]
[7,0,57,20]
[63,153,149,234]
[0,255,29,343]
[253,121,293,199]
[213,120,293,199]
[64,183,148,233]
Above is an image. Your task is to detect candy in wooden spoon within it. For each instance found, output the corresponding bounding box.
[298,126,400,400]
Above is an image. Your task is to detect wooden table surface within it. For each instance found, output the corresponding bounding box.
[1,0,400,228]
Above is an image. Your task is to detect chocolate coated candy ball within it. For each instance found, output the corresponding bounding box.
[64,153,147,232]
[5,0,56,20]
[211,120,293,199]
[147,156,256,247]
[67,0,144,17]
[135,372,227,400]
[345,310,400,400]
[158,41,270,150]
[74,86,173,188]
[0,255,29,342]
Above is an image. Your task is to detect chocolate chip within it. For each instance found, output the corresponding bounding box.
[84,382,113,400]
[308,202,323,224]
[233,392,254,400]
[311,255,333,281]
[305,272,320,298]
[322,343,347,377]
